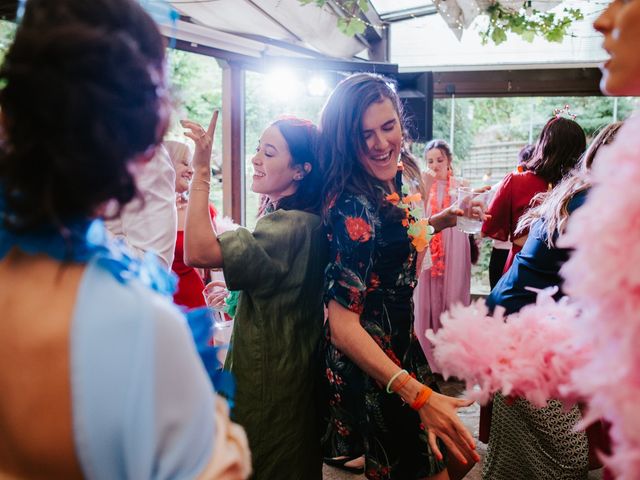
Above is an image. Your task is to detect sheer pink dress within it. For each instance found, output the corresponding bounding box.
[413,178,471,369]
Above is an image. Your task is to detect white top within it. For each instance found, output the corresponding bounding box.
[105,146,177,268]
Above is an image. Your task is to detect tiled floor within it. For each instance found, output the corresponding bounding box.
[322,379,603,480]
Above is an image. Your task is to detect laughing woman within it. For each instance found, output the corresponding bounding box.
[183,114,327,480]
[318,73,479,480]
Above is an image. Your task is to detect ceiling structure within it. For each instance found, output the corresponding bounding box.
[163,0,394,73]
[160,0,610,220]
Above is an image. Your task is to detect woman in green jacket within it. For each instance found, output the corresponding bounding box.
[183,112,327,480]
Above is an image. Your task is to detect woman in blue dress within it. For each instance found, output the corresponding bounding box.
[0,1,249,478]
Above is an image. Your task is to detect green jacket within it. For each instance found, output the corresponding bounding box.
[220,209,328,480]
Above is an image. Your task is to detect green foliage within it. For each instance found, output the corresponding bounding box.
[0,20,15,67]
[480,4,584,46]
[297,0,367,36]
[471,237,492,294]
[432,99,474,167]
[165,49,223,151]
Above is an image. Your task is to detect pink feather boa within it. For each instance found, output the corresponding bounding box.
[560,113,640,479]
[428,113,640,479]
[427,290,588,407]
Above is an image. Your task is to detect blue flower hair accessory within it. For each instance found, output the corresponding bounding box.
[0,187,176,297]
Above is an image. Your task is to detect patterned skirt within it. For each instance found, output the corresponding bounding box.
[482,394,589,480]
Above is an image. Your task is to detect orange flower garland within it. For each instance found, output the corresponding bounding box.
[428,173,451,277]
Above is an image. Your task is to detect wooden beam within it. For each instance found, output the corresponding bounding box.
[432,68,603,98]
[221,62,246,225]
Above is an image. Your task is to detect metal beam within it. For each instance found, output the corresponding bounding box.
[380,5,438,23]
[170,37,398,74]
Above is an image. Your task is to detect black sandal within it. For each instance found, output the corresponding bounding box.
[323,456,365,475]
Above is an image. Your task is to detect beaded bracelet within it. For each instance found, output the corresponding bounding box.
[190,187,210,192]
[410,386,433,410]
[385,369,408,394]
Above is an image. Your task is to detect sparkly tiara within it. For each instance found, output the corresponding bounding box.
[552,104,577,121]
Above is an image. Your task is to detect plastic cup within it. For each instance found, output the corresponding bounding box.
[202,281,228,308]
[212,309,233,364]
[456,187,488,234]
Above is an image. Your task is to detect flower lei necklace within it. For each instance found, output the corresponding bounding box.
[428,173,451,277]
[385,162,432,253]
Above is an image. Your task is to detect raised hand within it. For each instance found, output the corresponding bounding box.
[180,109,219,176]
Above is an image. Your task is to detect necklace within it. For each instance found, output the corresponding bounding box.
[385,163,432,253]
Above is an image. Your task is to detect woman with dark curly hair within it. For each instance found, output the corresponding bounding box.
[0,1,249,478]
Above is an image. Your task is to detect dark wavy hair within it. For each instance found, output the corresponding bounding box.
[525,117,586,186]
[318,73,423,218]
[0,0,169,232]
[259,116,322,216]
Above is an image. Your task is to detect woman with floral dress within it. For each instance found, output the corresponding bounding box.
[318,73,480,480]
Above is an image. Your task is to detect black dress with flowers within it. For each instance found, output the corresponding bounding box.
[322,189,446,480]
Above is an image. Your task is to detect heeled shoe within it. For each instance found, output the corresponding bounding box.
[323,456,365,475]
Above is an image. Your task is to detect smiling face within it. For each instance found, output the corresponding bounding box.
[358,97,402,184]
[426,148,451,181]
[172,151,193,194]
[251,125,299,202]
[594,0,640,96]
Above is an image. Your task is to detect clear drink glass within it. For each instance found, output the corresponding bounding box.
[456,187,488,234]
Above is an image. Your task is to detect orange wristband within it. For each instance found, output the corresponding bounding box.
[410,386,433,410]
[392,373,412,393]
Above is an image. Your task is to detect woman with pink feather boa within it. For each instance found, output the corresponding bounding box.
[430,1,640,479]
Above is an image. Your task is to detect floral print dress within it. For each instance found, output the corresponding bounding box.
[322,186,447,480]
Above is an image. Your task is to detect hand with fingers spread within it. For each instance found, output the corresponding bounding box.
[418,392,480,466]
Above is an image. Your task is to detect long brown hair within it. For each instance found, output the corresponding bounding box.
[517,121,623,246]
[525,116,586,186]
[318,73,423,218]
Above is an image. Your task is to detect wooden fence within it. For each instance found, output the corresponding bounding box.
[459,141,526,185]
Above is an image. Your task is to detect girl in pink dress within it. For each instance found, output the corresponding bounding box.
[413,139,471,367]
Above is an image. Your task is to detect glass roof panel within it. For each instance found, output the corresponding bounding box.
[388,0,607,71]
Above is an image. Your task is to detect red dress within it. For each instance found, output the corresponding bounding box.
[482,171,549,272]
[172,204,217,309]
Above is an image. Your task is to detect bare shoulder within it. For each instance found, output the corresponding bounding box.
[0,250,84,478]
